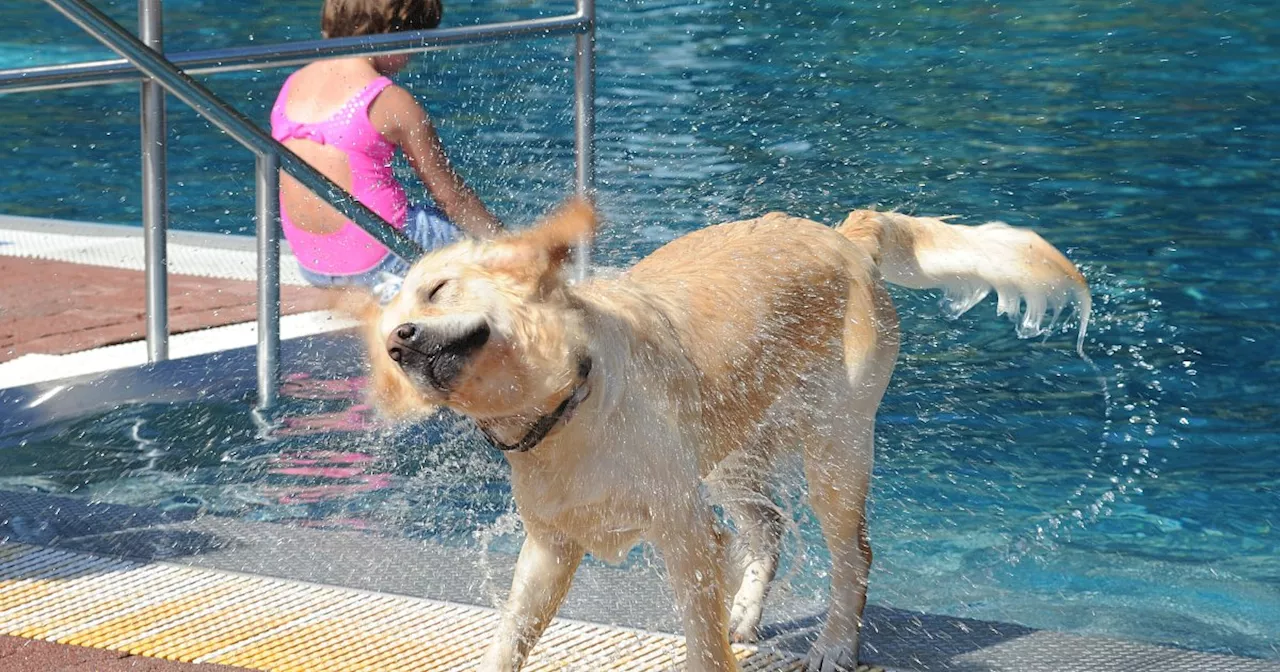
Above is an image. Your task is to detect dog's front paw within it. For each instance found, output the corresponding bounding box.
[806,643,858,672]
[477,642,521,672]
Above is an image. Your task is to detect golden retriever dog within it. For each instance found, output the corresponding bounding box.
[364,198,1090,672]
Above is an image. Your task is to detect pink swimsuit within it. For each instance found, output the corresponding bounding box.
[270,74,408,275]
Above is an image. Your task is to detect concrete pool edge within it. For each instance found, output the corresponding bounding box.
[0,309,356,391]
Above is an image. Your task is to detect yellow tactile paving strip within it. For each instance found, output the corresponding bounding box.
[0,543,809,671]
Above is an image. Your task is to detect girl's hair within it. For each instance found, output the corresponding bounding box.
[322,0,443,39]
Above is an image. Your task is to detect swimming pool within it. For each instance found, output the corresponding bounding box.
[2,0,1277,662]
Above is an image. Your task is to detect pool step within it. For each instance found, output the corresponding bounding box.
[0,542,838,672]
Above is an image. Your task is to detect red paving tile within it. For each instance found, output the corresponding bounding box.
[0,257,339,363]
[62,657,251,671]
[0,636,116,672]
[0,635,250,671]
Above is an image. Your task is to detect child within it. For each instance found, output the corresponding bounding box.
[270,0,503,290]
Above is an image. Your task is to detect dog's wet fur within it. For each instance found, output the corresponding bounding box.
[362,198,1090,672]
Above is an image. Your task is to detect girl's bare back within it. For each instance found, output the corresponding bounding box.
[279,59,390,235]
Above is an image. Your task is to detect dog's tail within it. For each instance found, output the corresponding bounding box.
[837,210,1091,356]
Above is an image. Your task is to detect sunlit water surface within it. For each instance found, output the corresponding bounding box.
[1,0,1277,660]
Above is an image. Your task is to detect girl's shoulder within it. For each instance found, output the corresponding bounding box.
[368,82,428,136]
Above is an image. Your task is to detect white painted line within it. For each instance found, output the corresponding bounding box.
[0,310,358,390]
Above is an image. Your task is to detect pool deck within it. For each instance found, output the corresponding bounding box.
[0,215,356,389]
[0,255,331,362]
[0,216,348,670]
[0,542,818,672]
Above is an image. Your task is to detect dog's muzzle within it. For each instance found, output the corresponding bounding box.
[386,319,490,392]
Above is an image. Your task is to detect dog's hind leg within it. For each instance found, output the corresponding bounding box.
[802,410,875,672]
[800,279,897,671]
[707,450,785,643]
[726,495,784,643]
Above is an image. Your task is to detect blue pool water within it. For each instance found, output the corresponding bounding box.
[2,0,1278,661]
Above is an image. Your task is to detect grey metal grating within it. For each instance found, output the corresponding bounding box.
[1,489,1276,671]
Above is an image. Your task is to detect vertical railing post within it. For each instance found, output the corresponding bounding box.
[573,0,595,195]
[139,0,168,362]
[256,152,281,410]
[572,0,596,279]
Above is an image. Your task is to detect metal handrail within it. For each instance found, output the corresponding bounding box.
[22,0,595,408]
[0,13,590,94]
[139,0,167,362]
[44,0,426,263]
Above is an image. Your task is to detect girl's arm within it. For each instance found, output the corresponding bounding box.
[374,86,503,237]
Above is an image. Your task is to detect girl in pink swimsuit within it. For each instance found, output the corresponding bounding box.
[270,0,502,289]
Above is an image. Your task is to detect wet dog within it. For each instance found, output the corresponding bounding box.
[364,199,1090,672]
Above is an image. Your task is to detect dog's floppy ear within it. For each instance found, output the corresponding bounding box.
[490,197,596,283]
[528,196,597,269]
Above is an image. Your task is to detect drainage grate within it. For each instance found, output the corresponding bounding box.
[0,226,310,286]
[0,543,819,671]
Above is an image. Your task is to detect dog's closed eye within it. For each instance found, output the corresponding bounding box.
[422,279,449,303]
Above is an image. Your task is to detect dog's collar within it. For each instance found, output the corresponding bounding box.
[476,357,592,453]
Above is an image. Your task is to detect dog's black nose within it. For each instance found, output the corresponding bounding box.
[387,322,417,363]
[385,320,491,391]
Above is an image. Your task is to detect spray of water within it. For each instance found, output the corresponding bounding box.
[1017,264,1195,557]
